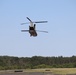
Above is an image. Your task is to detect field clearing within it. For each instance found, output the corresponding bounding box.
[0,68,76,75]
[23,68,76,74]
[49,68,76,74]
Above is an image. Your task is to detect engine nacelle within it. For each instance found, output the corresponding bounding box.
[29,26,30,30]
[34,24,36,29]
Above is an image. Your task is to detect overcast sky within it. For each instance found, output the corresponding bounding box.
[0,0,76,57]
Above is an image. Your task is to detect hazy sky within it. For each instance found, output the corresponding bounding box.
[0,0,76,57]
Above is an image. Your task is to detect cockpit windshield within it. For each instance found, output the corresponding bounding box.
[30,27,34,30]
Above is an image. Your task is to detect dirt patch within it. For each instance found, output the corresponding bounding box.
[0,72,53,75]
[0,72,76,75]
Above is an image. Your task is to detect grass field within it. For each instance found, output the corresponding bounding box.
[24,68,76,75]
[0,68,76,75]
[49,68,76,74]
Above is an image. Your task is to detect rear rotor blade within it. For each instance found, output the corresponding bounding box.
[21,21,48,25]
[26,17,32,22]
[34,21,48,23]
[36,30,48,33]
[21,23,29,25]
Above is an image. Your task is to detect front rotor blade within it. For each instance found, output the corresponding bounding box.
[36,30,48,33]
[21,30,29,32]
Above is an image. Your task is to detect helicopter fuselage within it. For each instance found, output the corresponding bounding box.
[29,25,37,37]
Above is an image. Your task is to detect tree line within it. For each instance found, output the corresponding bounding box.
[0,56,76,70]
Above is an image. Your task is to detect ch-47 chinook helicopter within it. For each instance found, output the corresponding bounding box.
[21,17,48,37]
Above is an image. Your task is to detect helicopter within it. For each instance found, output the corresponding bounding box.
[21,17,48,37]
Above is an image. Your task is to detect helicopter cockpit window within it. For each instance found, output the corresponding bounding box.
[30,27,34,30]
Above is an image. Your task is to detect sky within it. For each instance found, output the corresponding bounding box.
[0,0,76,57]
